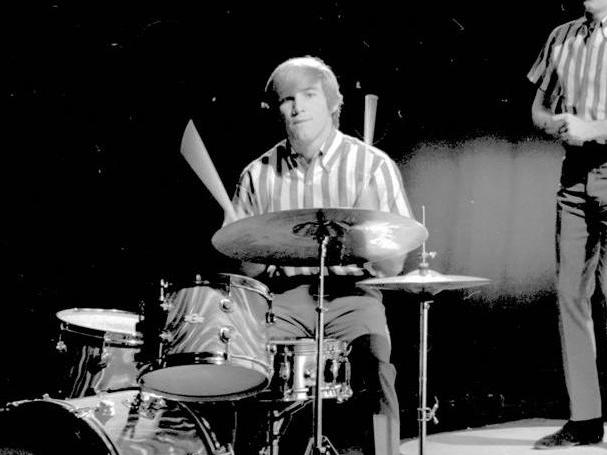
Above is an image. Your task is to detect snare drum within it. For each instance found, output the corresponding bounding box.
[55,308,143,398]
[139,273,273,401]
[0,390,225,455]
[264,338,353,402]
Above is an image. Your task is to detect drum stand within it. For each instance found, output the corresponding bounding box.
[261,401,309,455]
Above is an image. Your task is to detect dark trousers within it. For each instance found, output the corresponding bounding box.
[556,144,607,420]
[236,279,400,455]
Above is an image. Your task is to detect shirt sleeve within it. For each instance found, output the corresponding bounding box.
[527,26,560,95]
[372,156,413,219]
[229,167,258,222]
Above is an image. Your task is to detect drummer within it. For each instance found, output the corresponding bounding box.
[229,56,414,455]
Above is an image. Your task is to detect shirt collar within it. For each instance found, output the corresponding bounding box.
[584,13,607,38]
[286,127,340,171]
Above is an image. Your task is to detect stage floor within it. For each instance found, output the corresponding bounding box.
[399,419,607,454]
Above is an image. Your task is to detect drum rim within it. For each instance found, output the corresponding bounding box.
[57,308,142,345]
[165,273,272,301]
[4,390,220,454]
[268,337,342,346]
[138,352,272,401]
[5,395,121,454]
[139,376,270,402]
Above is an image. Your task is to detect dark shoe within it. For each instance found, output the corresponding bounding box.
[534,418,604,449]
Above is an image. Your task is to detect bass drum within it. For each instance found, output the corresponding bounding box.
[0,390,229,455]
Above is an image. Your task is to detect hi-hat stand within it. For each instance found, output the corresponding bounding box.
[356,206,491,455]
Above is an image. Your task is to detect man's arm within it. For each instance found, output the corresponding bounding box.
[531,88,565,137]
[532,87,607,145]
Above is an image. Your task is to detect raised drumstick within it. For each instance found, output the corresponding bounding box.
[180,119,237,222]
[364,94,378,145]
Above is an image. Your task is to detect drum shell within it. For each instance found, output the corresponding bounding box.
[55,309,143,398]
[139,274,273,401]
[262,338,353,402]
[0,390,220,455]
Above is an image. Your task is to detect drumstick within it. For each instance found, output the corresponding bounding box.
[356,94,379,210]
[180,119,238,222]
[364,94,378,145]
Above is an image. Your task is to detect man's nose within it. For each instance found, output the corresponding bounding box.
[291,96,304,115]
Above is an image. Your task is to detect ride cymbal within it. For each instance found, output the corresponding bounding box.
[212,208,428,266]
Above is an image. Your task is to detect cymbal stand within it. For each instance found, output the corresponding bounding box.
[304,226,338,455]
[416,206,439,455]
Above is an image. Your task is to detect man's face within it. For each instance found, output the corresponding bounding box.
[275,69,334,147]
[584,0,607,17]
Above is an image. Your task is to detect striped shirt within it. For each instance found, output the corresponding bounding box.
[231,128,412,277]
[527,15,607,122]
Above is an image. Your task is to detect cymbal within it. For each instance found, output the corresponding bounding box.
[357,268,491,295]
[211,208,428,266]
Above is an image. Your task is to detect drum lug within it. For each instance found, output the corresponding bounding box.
[159,278,173,311]
[159,331,173,342]
[265,310,276,325]
[278,357,291,381]
[184,313,205,324]
[219,298,233,313]
[160,301,174,312]
[219,326,233,360]
[337,384,354,403]
[183,313,204,324]
[137,393,166,419]
[94,399,116,424]
[55,340,67,352]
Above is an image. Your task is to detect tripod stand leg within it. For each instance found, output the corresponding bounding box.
[304,435,339,455]
[261,402,309,455]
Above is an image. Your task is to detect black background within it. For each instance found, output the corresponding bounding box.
[2,0,600,439]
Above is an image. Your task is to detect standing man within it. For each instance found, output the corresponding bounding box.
[231,56,414,454]
[528,0,607,449]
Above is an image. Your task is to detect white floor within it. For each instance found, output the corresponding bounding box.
[400,419,607,455]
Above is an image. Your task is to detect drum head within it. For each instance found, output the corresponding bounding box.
[140,364,268,401]
[0,400,110,455]
[57,308,139,336]
[0,391,216,455]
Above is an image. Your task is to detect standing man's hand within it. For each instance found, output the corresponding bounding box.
[553,113,607,146]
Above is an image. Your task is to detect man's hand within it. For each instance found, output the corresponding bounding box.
[363,254,406,278]
[553,113,593,146]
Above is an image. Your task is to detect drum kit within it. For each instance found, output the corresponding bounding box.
[1,118,489,454]
[0,205,490,455]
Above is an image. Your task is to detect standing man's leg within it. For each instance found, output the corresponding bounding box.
[535,166,606,448]
[557,183,602,422]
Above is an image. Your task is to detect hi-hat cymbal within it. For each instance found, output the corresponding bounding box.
[357,268,491,295]
[212,208,428,266]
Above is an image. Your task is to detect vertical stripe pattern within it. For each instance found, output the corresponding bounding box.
[232,130,413,277]
[528,17,607,122]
